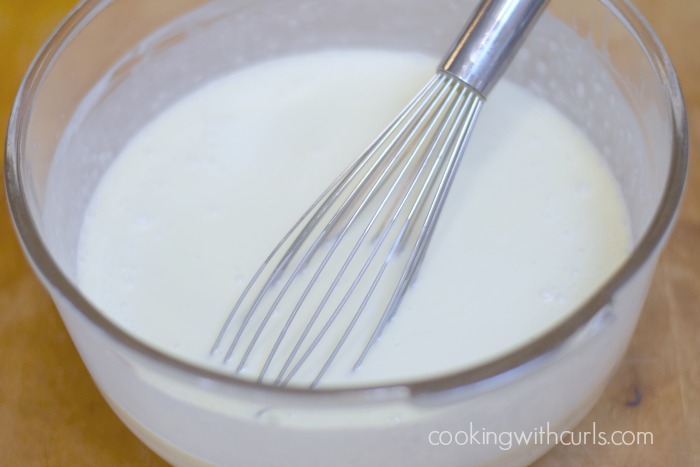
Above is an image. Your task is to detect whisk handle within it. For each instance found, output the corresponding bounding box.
[440,0,549,97]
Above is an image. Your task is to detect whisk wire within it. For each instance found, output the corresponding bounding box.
[215,74,485,386]
[233,76,450,374]
[354,87,483,370]
[276,76,471,385]
[264,77,458,381]
[212,75,445,361]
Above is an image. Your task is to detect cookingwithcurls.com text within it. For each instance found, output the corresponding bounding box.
[428,422,653,451]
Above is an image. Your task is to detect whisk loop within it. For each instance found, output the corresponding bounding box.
[211,0,548,387]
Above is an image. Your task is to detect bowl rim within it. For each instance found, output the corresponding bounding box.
[4,0,689,400]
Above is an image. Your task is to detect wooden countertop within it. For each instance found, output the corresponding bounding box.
[0,1,698,465]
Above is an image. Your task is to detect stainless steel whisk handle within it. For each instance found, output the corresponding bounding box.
[440,0,549,97]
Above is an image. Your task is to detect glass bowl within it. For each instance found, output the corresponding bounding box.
[5,0,687,465]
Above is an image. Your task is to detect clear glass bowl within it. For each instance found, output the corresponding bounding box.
[5,0,687,466]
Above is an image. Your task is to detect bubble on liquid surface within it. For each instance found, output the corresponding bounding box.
[575,182,591,198]
[539,287,567,305]
[535,60,548,75]
[134,213,155,231]
[233,273,246,286]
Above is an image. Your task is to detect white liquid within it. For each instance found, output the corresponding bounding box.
[77,49,630,388]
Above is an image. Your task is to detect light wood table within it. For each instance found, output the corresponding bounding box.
[1,1,698,465]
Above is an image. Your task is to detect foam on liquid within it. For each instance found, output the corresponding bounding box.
[76,49,631,387]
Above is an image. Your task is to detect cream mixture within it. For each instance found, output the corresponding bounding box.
[76,49,631,387]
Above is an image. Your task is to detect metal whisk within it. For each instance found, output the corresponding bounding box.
[212,0,549,387]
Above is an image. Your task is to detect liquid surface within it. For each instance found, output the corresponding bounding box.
[77,49,631,387]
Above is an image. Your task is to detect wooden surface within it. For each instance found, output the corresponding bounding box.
[0,1,698,466]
